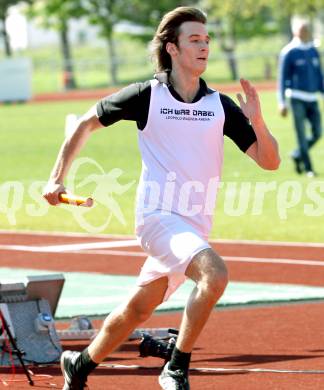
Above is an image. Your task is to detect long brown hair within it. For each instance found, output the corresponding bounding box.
[151,7,207,72]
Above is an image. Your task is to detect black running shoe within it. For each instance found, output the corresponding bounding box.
[291,155,303,174]
[61,350,88,390]
[159,362,190,390]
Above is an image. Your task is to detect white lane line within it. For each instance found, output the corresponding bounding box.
[0,230,135,239]
[0,239,139,253]
[76,250,324,265]
[77,250,324,266]
[84,252,324,266]
[1,230,324,248]
[9,242,321,267]
[223,256,324,266]
[210,238,324,248]
[1,240,324,267]
[99,363,324,374]
[79,249,146,257]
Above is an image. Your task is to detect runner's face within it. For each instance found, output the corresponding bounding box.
[172,21,210,76]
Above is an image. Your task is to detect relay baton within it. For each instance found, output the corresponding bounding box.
[58,193,93,207]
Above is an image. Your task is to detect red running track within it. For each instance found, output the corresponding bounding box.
[1,231,324,389]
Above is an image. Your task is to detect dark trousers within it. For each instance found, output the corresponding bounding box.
[290,98,322,172]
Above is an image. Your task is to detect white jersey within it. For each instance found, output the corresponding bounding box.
[135,79,225,237]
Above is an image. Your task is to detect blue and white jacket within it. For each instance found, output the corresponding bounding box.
[278,37,324,108]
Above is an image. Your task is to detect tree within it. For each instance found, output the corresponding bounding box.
[0,0,24,56]
[27,0,84,89]
[269,0,323,16]
[266,0,324,38]
[80,0,122,85]
[117,0,193,28]
[203,0,277,80]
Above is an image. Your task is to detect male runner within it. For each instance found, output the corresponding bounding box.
[43,6,280,390]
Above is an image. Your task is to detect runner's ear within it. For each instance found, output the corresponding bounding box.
[166,42,178,56]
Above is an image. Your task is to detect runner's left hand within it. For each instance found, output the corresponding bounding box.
[236,78,263,124]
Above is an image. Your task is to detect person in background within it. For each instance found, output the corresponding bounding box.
[278,17,324,177]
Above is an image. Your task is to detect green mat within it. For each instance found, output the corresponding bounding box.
[1,267,324,319]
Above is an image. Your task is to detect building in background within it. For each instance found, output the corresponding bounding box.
[3,4,103,51]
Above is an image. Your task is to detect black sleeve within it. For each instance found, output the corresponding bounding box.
[220,93,257,152]
[96,80,151,130]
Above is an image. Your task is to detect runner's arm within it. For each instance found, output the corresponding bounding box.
[43,105,102,205]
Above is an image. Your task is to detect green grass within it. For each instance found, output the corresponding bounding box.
[1,90,323,242]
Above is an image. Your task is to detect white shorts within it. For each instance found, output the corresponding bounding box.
[136,213,210,301]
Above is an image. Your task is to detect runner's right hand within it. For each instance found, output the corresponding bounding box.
[42,181,67,205]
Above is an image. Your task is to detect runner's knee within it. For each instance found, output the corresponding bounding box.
[188,249,228,300]
[200,265,228,300]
